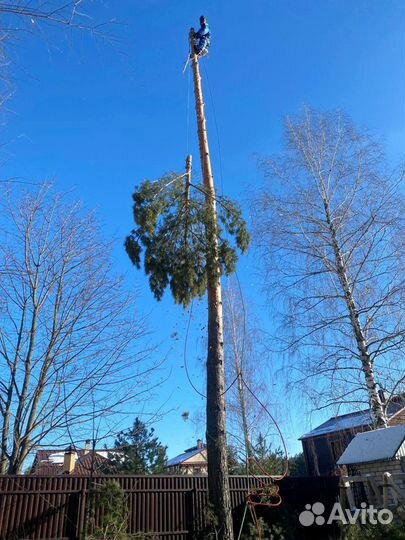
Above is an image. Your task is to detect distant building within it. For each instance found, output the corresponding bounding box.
[31,441,112,475]
[300,396,405,476]
[166,439,207,475]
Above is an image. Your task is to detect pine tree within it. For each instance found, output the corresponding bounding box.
[109,418,167,474]
[251,434,285,476]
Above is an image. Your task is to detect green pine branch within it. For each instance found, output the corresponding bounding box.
[125,174,250,306]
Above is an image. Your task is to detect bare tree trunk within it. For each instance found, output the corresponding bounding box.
[0,306,26,472]
[190,30,233,540]
[322,196,387,426]
[226,288,254,459]
[236,373,253,459]
[206,279,233,536]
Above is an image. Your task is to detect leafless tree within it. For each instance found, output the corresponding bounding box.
[254,108,405,427]
[0,184,158,473]
[0,1,112,35]
[223,280,274,460]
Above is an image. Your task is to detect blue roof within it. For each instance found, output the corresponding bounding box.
[167,446,206,467]
[300,401,404,440]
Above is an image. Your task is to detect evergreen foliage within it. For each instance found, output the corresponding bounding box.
[227,445,242,474]
[227,435,292,476]
[86,480,128,540]
[342,523,405,540]
[240,518,287,540]
[125,175,250,306]
[287,453,307,476]
[250,434,286,476]
[108,418,167,474]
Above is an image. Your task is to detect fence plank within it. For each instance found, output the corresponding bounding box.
[0,475,339,540]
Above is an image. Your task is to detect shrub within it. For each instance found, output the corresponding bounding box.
[341,522,405,540]
[86,480,128,540]
[239,517,287,540]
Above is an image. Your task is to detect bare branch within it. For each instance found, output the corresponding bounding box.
[254,108,405,424]
[0,184,160,473]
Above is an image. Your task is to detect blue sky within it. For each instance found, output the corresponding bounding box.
[2,0,405,458]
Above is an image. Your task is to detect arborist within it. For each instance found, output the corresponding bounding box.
[192,15,211,56]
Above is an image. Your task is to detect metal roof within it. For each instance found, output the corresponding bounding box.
[300,401,404,440]
[300,410,372,440]
[337,424,405,465]
[167,447,206,467]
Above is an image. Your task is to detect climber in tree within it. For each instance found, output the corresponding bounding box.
[193,15,211,56]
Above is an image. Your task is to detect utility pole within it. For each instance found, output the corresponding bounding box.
[189,28,234,540]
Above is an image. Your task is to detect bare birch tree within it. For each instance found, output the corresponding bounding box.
[223,281,272,460]
[0,184,156,473]
[254,108,405,427]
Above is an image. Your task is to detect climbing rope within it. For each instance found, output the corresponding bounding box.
[202,62,225,196]
[179,27,288,538]
[186,61,191,155]
[181,268,289,539]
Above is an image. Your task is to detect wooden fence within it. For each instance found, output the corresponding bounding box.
[0,475,339,540]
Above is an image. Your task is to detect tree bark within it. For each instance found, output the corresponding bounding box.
[190,29,234,540]
[236,372,253,459]
[322,195,387,427]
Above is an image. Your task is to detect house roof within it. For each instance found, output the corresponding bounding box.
[71,452,109,475]
[300,401,404,440]
[31,448,112,475]
[167,445,206,467]
[337,425,405,465]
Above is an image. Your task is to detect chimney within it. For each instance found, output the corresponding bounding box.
[63,446,77,474]
[197,439,204,449]
[84,440,91,455]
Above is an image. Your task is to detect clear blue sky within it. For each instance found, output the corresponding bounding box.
[3,0,405,458]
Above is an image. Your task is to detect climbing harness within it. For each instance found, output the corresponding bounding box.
[182,25,210,74]
[194,36,211,57]
[182,47,210,74]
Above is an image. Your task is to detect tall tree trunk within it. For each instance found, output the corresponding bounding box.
[236,374,253,459]
[190,30,234,540]
[226,288,254,459]
[1,307,27,472]
[323,195,387,427]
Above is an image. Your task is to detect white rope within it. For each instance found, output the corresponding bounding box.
[186,65,191,155]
